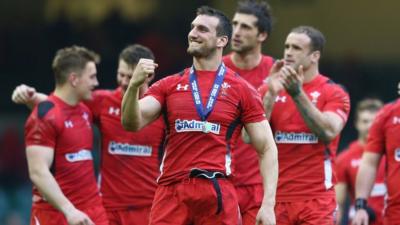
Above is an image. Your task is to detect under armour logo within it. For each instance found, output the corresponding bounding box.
[310,91,321,104]
[109,107,120,116]
[176,84,189,91]
[275,96,287,103]
[393,116,400,124]
[64,120,74,128]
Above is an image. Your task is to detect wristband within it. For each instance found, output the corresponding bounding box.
[355,198,368,210]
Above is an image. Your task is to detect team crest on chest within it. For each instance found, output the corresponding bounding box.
[310,91,321,105]
[220,82,231,96]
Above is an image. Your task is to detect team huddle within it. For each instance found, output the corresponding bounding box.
[11,1,400,225]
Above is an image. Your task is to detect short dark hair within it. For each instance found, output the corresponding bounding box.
[236,0,273,34]
[196,6,232,42]
[355,98,383,121]
[52,45,100,85]
[290,26,326,53]
[119,44,155,67]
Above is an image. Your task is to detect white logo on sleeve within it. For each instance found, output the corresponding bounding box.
[65,149,93,162]
[176,83,189,91]
[108,107,120,116]
[64,120,74,128]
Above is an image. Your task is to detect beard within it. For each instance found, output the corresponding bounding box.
[231,43,253,55]
[187,43,216,58]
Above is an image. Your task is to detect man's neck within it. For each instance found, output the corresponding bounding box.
[193,52,222,71]
[231,48,262,70]
[303,65,320,83]
[54,86,80,106]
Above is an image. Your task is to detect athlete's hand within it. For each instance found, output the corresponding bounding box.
[129,58,158,88]
[256,205,276,225]
[266,60,285,96]
[64,207,94,225]
[281,65,304,97]
[11,84,37,104]
[352,209,369,225]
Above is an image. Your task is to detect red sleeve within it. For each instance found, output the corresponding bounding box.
[335,150,349,183]
[25,108,57,148]
[240,80,266,123]
[323,84,351,123]
[365,106,389,154]
[145,76,172,107]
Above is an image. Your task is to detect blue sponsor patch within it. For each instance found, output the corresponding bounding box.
[175,119,220,134]
[65,149,93,162]
[275,131,318,144]
[108,141,152,156]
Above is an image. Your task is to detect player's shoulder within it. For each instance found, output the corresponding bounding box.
[319,75,349,94]
[36,100,56,119]
[375,98,400,119]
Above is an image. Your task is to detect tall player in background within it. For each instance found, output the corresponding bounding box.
[335,98,385,225]
[121,6,278,225]
[13,44,165,225]
[353,84,400,225]
[222,1,274,224]
[259,26,351,224]
[24,46,108,225]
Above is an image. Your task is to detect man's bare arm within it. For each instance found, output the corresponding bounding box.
[27,145,94,225]
[245,120,278,225]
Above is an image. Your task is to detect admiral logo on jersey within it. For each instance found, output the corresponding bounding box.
[175,119,220,134]
[395,148,400,162]
[108,141,152,156]
[274,131,318,144]
[65,149,93,162]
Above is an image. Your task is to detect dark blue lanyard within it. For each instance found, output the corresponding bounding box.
[189,63,226,121]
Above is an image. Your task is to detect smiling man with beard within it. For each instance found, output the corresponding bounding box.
[121,5,278,225]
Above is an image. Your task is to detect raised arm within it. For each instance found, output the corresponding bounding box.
[262,60,285,120]
[121,58,161,131]
[352,152,381,225]
[282,66,346,143]
[26,145,94,225]
[245,120,278,225]
[11,84,48,109]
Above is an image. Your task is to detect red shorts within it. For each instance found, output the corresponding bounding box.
[30,205,109,225]
[275,197,336,225]
[149,178,241,225]
[106,207,151,225]
[236,184,263,225]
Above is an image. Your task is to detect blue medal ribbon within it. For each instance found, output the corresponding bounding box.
[189,63,226,121]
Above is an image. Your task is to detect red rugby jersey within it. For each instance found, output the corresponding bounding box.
[223,54,274,186]
[366,99,400,211]
[25,94,102,210]
[259,74,350,201]
[336,140,386,224]
[85,88,165,209]
[145,66,266,185]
